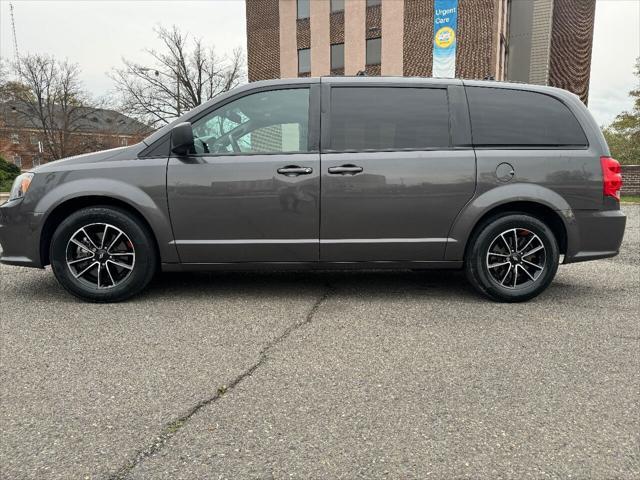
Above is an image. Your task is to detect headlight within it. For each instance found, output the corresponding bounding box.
[9,173,34,201]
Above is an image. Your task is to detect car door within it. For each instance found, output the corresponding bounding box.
[167,83,321,264]
[320,81,476,262]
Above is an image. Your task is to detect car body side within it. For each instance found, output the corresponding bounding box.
[0,77,626,270]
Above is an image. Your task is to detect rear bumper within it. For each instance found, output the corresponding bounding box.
[0,199,43,268]
[564,208,626,264]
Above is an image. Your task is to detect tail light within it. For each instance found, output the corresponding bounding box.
[600,156,622,201]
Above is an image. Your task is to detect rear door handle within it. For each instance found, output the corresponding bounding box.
[328,165,364,175]
[277,165,313,176]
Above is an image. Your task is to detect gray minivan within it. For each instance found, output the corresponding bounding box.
[0,77,626,302]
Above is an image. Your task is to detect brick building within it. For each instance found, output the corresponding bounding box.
[0,103,149,171]
[245,0,596,103]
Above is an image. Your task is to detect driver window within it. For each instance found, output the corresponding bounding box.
[191,88,310,155]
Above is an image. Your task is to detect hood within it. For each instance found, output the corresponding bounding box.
[33,144,146,173]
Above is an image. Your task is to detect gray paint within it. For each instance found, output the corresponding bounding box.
[320,150,475,261]
[0,77,626,275]
[167,152,320,263]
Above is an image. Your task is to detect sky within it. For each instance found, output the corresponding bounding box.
[0,0,638,126]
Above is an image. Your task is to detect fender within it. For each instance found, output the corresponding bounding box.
[33,177,179,264]
[445,182,578,261]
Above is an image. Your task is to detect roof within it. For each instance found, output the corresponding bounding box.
[0,102,150,136]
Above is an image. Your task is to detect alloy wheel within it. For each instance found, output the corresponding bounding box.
[65,223,136,289]
[485,228,546,289]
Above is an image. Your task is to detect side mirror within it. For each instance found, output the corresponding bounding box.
[170,122,194,156]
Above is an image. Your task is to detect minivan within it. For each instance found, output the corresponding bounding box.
[0,77,626,302]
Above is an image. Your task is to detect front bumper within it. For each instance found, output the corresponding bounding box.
[564,208,626,263]
[0,199,43,268]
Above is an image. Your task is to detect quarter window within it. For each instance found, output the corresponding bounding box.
[328,87,450,151]
[191,88,310,155]
[366,37,381,66]
[466,87,588,147]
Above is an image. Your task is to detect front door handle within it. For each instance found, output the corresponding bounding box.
[328,165,364,175]
[277,165,313,176]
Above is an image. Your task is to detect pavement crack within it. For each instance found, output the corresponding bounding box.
[108,283,335,480]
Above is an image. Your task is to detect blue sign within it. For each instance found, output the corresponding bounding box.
[432,0,458,78]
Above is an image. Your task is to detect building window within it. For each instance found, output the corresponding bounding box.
[297,0,310,19]
[120,137,128,146]
[298,48,311,75]
[331,43,345,70]
[366,37,382,65]
[331,0,344,12]
[30,135,39,145]
[13,155,22,168]
[366,0,381,6]
[32,156,40,168]
[10,133,19,144]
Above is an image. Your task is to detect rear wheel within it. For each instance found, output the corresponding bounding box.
[50,206,156,302]
[465,213,559,302]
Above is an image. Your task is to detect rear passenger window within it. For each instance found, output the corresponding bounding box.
[328,87,450,151]
[467,87,588,147]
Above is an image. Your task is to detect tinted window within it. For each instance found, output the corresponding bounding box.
[329,87,450,151]
[331,43,344,70]
[367,0,381,6]
[191,89,310,155]
[366,37,381,65]
[297,0,309,19]
[467,87,588,147]
[298,48,311,74]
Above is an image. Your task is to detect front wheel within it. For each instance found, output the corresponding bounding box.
[465,214,559,302]
[50,206,157,302]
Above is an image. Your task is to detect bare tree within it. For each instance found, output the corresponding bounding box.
[110,25,245,128]
[6,54,96,159]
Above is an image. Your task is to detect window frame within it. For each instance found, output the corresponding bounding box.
[321,83,456,154]
[157,84,320,159]
[467,86,590,150]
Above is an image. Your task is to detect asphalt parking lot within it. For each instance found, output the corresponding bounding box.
[1,205,638,479]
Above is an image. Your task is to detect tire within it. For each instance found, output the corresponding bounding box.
[464,213,559,302]
[50,206,157,302]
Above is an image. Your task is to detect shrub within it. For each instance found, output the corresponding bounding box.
[0,156,21,192]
